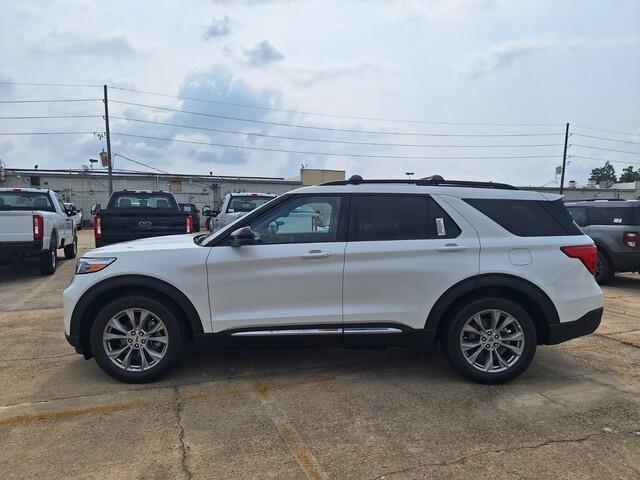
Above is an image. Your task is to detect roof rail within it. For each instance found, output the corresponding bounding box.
[322,174,517,190]
[565,198,629,202]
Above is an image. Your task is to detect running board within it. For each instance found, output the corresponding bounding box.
[230,327,403,337]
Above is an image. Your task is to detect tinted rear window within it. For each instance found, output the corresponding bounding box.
[109,193,178,209]
[349,194,461,241]
[588,206,638,226]
[464,198,582,237]
[0,191,55,212]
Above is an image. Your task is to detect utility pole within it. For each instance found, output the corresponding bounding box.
[559,122,569,195]
[103,85,113,194]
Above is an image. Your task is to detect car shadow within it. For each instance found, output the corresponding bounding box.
[604,273,640,291]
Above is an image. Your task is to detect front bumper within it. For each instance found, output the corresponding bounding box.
[547,307,603,345]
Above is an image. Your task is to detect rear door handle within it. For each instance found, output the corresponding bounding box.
[301,250,332,259]
[437,244,467,253]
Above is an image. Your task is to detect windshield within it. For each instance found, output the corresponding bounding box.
[0,192,55,212]
[226,196,274,213]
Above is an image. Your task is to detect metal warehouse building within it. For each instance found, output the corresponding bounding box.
[0,167,344,224]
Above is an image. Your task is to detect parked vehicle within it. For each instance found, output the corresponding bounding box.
[0,188,77,274]
[92,190,193,248]
[64,176,603,384]
[179,203,201,231]
[64,202,83,230]
[203,193,276,232]
[566,199,640,284]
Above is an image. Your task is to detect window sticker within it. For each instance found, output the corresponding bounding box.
[436,217,446,236]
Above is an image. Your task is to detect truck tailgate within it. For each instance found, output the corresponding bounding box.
[100,211,187,244]
[0,212,34,242]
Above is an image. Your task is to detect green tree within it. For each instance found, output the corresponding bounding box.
[589,161,617,183]
[618,165,640,183]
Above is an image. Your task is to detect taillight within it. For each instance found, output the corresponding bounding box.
[33,215,44,240]
[623,231,639,249]
[94,215,102,240]
[561,245,598,275]
[186,214,193,233]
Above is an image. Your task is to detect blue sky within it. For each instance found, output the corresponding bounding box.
[0,0,638,185]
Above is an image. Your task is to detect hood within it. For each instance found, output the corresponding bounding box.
[86,234,200,255]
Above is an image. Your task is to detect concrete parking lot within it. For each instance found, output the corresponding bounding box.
[0,230,638,479]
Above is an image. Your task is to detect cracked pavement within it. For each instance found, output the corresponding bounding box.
[0,230,639,479]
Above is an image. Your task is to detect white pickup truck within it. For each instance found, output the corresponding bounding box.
[204,192,276,232]
[0,188,77,274]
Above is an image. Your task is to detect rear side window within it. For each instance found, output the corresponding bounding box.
[566,206,589,227]
[588,206,638,226]
[109,193,178,209]
[464,198,582,237]
[349,194,461,241]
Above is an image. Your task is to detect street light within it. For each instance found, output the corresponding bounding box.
[405,172,414,179]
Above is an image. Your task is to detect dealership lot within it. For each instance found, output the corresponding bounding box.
[0,230,638,479]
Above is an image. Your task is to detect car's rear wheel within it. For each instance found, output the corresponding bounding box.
[90,296,184,383]
[64,235,77,259]
[595,250,614,285]
[443,297,537,384]
[38,235,57,275]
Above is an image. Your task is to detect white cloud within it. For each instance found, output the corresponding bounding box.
[288,58,396,86]
[31,30,150,58]
[203,16,233,40]
[242,40,285,66]
[388,0,506,22]
[458,35,640,77]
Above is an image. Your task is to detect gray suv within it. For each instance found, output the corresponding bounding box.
[566,199,640,284]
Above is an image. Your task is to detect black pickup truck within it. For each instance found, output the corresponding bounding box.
[93,191,193,247]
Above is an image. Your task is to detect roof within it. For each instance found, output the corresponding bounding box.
[0,187,52,193]
[226,192,277,197]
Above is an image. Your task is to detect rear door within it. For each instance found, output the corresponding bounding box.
[342,194,480,330]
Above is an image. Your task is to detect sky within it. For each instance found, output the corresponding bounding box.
[0,0,639,186]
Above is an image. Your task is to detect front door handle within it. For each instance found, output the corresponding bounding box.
[437,243,467,253]
[301,250,332,259]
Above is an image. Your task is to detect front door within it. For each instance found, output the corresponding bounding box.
[207,195,346,333]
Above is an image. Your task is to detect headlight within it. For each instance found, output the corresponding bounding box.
[76,257,117,274]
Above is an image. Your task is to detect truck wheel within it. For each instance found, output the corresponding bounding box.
[442,297,537,384]
[64,235,78,259]
[595,250,613,285]
[39,236,57,275]
[90,296,185,383]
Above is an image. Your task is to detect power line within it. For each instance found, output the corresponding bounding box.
[572,133,640,145]
[0,81,102,88]
[109,100,565,138]
[0,115,103,120]
[109,85,563,127]
[110,116,564,149]
[570,155,640,167]
[0,131,104,136]
[113,153,170,174]
[573,124,640,138]
[111,132,561,160]
[572,144,640,156]
[0,99,101,104]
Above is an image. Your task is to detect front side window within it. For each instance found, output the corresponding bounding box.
[247,195,342,244]
[349,194,461,241]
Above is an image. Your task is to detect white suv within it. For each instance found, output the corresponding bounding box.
[63,176,603,384]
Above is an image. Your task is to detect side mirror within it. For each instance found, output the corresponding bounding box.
[229,226,255,246]
[91,204,100,215]
[212,209,220,217]
[202,205,211,216]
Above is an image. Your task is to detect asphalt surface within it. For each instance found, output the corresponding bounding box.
[0,230,639,479]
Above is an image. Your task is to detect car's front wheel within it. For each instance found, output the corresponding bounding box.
[90,296,185,383]
[442,297,537,384]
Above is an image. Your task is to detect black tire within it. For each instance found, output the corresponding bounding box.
[38,235,57,275]
[595,250,614,285]
[90,296,184,383]
[442,297,537,384]
[64,235,78,259]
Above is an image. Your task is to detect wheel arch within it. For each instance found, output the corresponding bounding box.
[70,275,204,358]
[426,274,559,346]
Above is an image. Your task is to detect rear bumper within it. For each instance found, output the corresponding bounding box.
[610,252,640,271]
[547,307,603,345]
[0,240,44,259]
